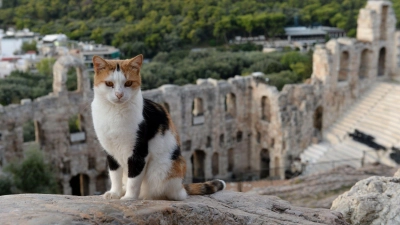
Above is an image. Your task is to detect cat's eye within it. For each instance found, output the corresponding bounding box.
[105,81,114,87]
[124,81,133,87]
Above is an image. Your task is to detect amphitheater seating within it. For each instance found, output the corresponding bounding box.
[301,82,400,175]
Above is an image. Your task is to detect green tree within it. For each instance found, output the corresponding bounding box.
[36,58,57,76]
[4,148,59,194]
[21,40,37,53]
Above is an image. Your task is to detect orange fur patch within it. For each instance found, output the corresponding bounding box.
[168,155,186,179]
[92,55,143,88]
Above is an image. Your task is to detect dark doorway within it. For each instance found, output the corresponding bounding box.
[378,48,386,76]
[70,174,89,196]
[191,150,206,183]
[260,149,270,179]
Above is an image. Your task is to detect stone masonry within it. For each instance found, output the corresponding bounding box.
[0,0,399,195]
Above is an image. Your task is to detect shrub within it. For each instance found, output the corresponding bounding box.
[3,148,59,194]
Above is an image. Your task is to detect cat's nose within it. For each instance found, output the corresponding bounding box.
[115,92,124,99]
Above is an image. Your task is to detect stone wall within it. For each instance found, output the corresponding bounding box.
[0,0,398,195]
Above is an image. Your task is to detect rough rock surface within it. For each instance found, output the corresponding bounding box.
[331,168,400,225]
[0,191,349,225]
[246,164,396,209]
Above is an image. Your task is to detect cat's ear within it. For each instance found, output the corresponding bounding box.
[92,56,108,72]
[127,54,143,70]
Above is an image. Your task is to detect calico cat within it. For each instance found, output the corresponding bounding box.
[91,54,225,200]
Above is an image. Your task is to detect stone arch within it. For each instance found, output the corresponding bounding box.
[53,55,89,94]
[212,152,219,176]
[228,148,234,172]
[260,149,270,179]
[313,106,323,131]
[378,47,386,76]
[96,172,109,195]
[192,97,205,125]
[261,96,271,122]
[225,93,236,117]
[69,173,90,196]
[338,51,350,82]
[191,150,206,182]
[359,49,371,79]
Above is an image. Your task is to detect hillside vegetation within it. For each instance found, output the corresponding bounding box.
[2,0,399,57]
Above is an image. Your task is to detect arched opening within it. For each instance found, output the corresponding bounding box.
[313,106,323,131]
[96,172,109,195]
[66,67,80,91]
[206,136,211,148]
[274,156,280,177]
[22,121,35,143]
[88,156,96,170]
[378,48,386,76]
[256,131,261,143]
[212,152,219,176]
[380,5,388,40]
[260,149,270,179]
[225,93,236,118]
[359,49,370,79]
[228,148,234,172]
[69,173,89,196]
[191,150,206,183]
[338,51,349,82]
[69,114,86,143]
[236,131,243,142]
[161,102,170,113]
[183,140,192,151]
[261,96,271,122]
[192,98,205,125]
[219,134,224,147]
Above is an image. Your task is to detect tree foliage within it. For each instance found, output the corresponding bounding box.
[141,50,312,90]
[1,0,397,57]
[1,148,59,195]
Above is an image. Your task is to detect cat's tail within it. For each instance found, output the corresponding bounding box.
[183,179,226,195]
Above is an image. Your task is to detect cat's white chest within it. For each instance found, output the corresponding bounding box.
[91,100,142,164]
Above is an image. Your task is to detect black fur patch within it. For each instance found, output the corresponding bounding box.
[127,99,171,178]
[171,146,181,160]
[107,155,120,171]
[143,99,169,138]
[116,63,120,71]
[204,183,215,194]
[128,121,148,178]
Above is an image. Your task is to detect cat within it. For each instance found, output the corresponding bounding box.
[91,54,225,200]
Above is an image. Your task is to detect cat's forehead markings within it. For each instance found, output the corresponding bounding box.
[116,63,120,72]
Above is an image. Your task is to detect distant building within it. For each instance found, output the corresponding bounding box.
[1,28,38,56]
[37,34,69,56]
[79,43,120,71]
[284,26,346,43]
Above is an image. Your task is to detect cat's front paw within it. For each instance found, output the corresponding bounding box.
[120,195,138,201]
[103,191,122,200]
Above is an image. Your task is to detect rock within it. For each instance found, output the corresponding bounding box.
[0,191,349,225]
[394,168,400,178]
[331,169,400,225]
[246,164,396,209]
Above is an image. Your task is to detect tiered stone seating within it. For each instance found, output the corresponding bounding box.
[300,82,400,175]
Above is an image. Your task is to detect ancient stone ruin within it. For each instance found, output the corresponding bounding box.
[0,0,399,195]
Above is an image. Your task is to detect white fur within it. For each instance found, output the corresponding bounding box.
[92,69,186,200]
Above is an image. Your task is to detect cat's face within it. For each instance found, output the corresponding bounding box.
[92,55,143,104]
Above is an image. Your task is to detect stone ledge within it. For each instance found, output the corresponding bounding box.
[0,191,348,225]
